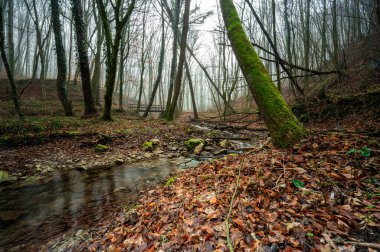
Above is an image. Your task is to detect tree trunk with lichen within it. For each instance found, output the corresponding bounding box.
[97,0,135,121]
[51,0,74,116]
[72,0,97,116]
[219,0,308,148]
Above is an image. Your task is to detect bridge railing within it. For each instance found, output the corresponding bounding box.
[127,104,166,112]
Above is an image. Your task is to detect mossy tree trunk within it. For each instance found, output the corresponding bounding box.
[0,5,23,119]
[72,0,97,117]
[219,0,308,148]
[51,0,74,116]
[96,0,136,121]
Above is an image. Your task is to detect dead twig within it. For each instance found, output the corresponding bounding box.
[225,158,243,252]
[334,241,380,250]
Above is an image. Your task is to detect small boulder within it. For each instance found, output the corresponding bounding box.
[214,149,227,155]
[219,139,230,148]
[0,171,16,184]
[115,158,125,165]
[184,138,204,150]
[194,143,204,155]
[150,139,160,145]
[144,152,152,158]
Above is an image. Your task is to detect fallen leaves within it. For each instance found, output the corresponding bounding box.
[81,132,379,251]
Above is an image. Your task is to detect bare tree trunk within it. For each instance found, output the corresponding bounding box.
[272,0,281,92]
[164,0,180,115]
[165,0,191,121]
[68,18,74,83]
[304,0,311,89]
[377,0,380,28]
[118,26,130,111]
[185,59,198,119]
[137,2,147,113]
[7,0,14,74]
[72,0,97,116]
[0,4,23,119]
[143,1,165,118]
[332,0,340,71]
[51,0,74,116]
[97,0,136,121]
[91,1,103,107]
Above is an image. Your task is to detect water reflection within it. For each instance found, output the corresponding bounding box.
[0,158,194,251]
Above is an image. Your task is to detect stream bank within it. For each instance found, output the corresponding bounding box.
[0,120,267,251]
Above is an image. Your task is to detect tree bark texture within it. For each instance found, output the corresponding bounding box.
[166,0,191,121]
[0,5,23,119]
[72,0,97,116]
[51,0,74,116]
[219,0,308,148]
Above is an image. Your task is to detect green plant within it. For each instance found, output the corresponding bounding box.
[165,176,177,186]
[347,147,372,157]
[143,141,153,151]
[292,179,305,189]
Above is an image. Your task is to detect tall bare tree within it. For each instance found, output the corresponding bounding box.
[96,0,136,121]
[0,4,23,119]
[165,0,191,121]
[72,0,97,116]
[51,0,74,116]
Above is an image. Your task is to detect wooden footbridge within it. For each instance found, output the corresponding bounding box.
[127,104,166,113]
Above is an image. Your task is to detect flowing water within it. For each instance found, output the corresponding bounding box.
[0,158,198,251]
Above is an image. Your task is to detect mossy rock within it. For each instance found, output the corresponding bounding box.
[95,144,109,153]
[143,141,154,151]
[206,130,223,138]
[186,126,195,134]
[219,139,230,148]
[194,143,204,155]
[0,171,17,183]
[184,138,205,150]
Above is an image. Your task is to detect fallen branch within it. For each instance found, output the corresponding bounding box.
[334,241,380,250]
[225,158,243,252]
[247,138,271,154]
[211,136,252,141]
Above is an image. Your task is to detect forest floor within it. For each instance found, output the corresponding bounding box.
[0,91,379,251]
[32,111,376,252]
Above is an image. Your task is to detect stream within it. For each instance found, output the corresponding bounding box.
[0,123,264,251]
[0,158,199,251]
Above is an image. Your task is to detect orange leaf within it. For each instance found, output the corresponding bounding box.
[210,196,217,204]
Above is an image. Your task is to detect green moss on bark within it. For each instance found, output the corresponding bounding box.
[220,0,308,148]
